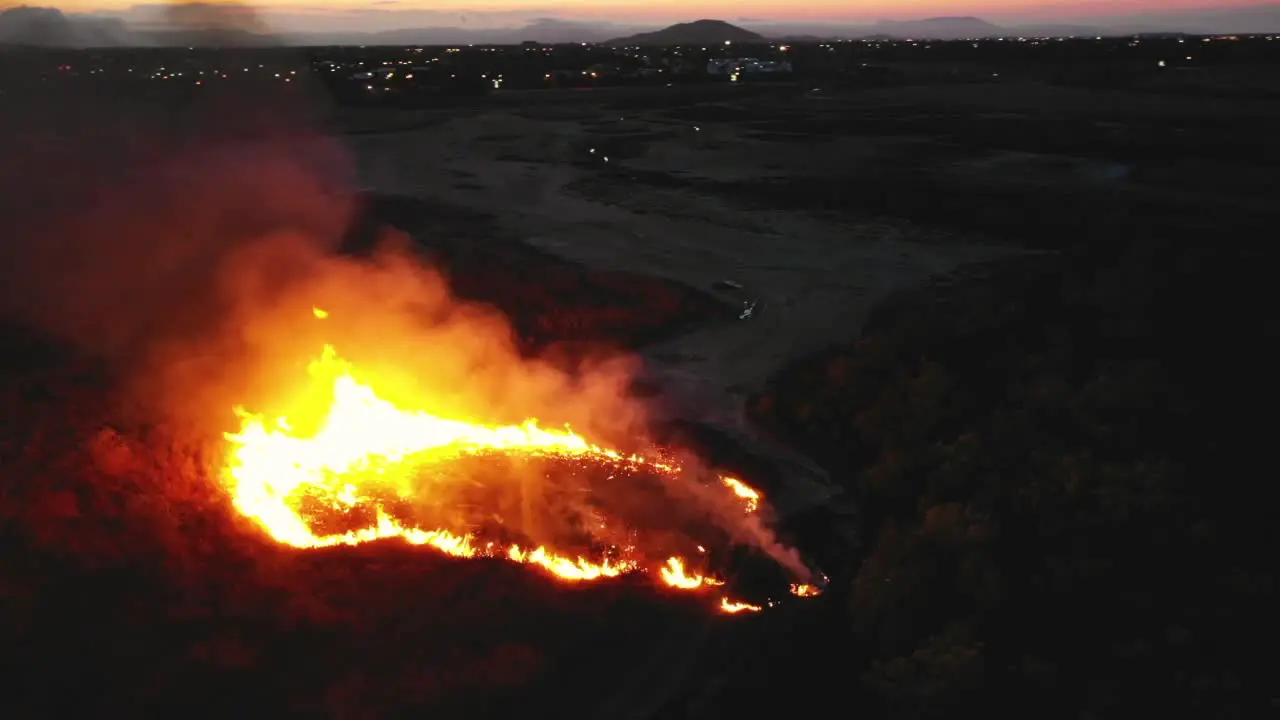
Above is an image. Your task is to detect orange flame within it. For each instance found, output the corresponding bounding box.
[721,476,760,513]
[719,597,763,614]
[222,342,772,611]
[658,557,723,589]
[790,583,822,597]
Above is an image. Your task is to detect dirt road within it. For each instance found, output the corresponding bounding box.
[345,101,1010,515]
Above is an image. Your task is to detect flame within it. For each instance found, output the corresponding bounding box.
[720,476,760,513]
[222,342,772,612]
[659,557,724,590]
[719,597,763,614]
[790,583,822,597]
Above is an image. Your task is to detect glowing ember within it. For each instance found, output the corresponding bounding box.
[790,583,822,598]
[721,476,760,513]
[659,557,724,590]
[222,340,783,613]
[719,597,763,614]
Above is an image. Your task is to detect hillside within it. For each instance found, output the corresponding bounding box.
[606,19,765,46]
[869,16,1002,39]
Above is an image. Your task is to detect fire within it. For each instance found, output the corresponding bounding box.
[719,597,763,614]
[790,583,822,597]
[659,557,724,590]
[222,341,773,612]
[721,476,760,513]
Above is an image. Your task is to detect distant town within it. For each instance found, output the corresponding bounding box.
[3,32,1277,107]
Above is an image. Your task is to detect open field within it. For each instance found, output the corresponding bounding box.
[334,74,1279,717]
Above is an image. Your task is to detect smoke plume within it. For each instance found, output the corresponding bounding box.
[0,4,809,583]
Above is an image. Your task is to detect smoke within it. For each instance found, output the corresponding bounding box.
[660,452,814,582]
[0,0,334,370]
[147,227,649,446]
[159,2,273,38]
[0,3,275,48]
[0,0,646,487]
[0,6,133,47]
[0,2,810,583]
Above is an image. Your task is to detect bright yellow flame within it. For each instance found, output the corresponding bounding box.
[790,583,822,597]
[659,557,723,590]
[221,343,771,611]
[721,476,760,513]
[719,597,763,614]
[312,307,328,319]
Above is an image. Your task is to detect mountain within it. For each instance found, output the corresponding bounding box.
[512,18,640,44]
[728,17,995,40]
[6,4,1280,48]
[307,18,642,46]
[1099,4,1280,35]
[605,19,765,46]
[741,6,1280,40]
[139,28,278,47]
[735,17,1007,40]
[1010,24,1106,38]
[870,16,1003,39]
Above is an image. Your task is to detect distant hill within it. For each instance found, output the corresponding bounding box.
[310,18,637,47]
[6,4,1280,47]
[605,19,765,46]
[868,16,1002,40]
[138,28,278,47]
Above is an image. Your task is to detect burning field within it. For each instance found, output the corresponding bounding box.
[223,324,816,612]
[0,108,820,715]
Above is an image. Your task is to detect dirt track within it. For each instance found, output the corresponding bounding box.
[344,98,1012,517]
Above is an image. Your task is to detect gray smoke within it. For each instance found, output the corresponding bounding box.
[0,1,341,370]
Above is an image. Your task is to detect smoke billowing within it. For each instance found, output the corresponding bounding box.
[160,2,273,38]
[0,0,331,371]
[0,3,812,584]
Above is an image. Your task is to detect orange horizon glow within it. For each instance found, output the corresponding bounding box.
[31,0,1279,25]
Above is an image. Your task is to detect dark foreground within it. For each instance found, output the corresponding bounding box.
[734,249,1277,718]
[6,182,1274,719]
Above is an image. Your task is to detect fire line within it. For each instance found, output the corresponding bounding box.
[222,309,820,612]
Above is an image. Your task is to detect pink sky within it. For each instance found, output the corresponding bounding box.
[33,0,1277,28]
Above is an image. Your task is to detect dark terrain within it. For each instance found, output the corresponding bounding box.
[3,36,1279,719]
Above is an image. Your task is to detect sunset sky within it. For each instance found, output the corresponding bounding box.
[23,0,1278,30]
